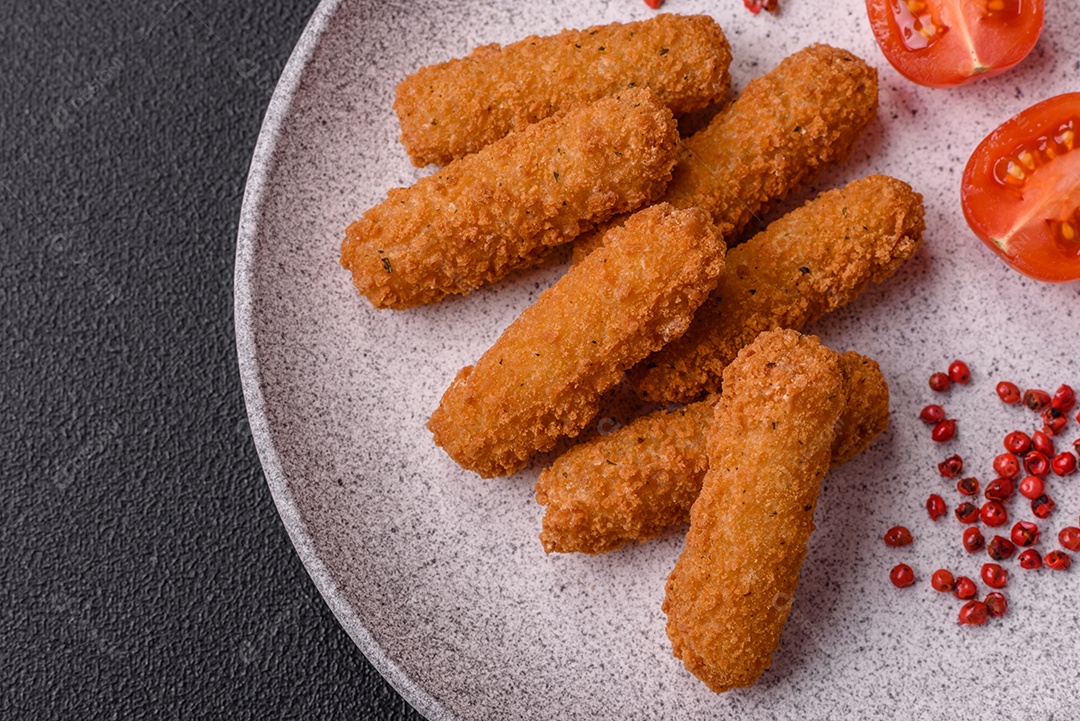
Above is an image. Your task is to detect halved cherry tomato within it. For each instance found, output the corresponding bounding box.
[866,0,1044,88]
[962,94,1080,283]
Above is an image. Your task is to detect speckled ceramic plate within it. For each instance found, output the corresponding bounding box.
[236,1,1080,718]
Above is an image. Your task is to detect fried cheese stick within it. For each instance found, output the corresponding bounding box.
[663,329,847,693]
[341,88,679,310]
[428,204,725,478]
[536,351,887,554]
[571,44,879,263]
[630,174,924,404]
[395,14,732,167]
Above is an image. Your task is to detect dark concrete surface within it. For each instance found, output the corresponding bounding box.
[1,2,423,718]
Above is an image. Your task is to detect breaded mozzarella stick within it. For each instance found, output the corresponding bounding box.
[663,329,847,693]
[395,14,731,167]
[428,204,725,478]
[536,351,888,554]
[571,44,879,263]
[630,174,924,404]
[341,88,679,310]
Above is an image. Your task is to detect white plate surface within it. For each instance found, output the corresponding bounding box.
[236,1,1080,718]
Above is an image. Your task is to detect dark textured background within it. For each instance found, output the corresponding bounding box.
[1,2,422,718]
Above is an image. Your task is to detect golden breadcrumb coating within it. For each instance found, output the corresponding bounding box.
[571,44,879,263]
[395,14,732,167]
[663,329,847,694]
[536,351,887,554]
[427,205,725,478]
[341,89,679,310]
[630,174,924,404]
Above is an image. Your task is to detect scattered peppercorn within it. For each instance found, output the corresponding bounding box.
[919,404,946,425]
[938,454,964,478]
[953,576,978,600]
[948,360,971,384]
[1019,475,1045,500]
[984,478,1014,502]
[932,419,957,442]
[963,527,985,553]
[1052,451,1077,476]
[987,535,1016,561]
[1042,407,1067,436]
[926,494,947,521]
[984,592,1007,618]
[980,501,1008,527]
[955,502,979,524]
[959,600,989,626]
[1004,431,1032,454]
[1045,550,1071,571]
[957,477,979,496]
[1024,389,1051,412]
[1032,494,1056,519]
[1059,527,1080,552]
[1032,430,1055,457]
[1052,384,1076,412]
[1023,451,1050,477]
[981,563,1008,589]
[996,381,1021,404]
[890,563,916,588]
[930,569,955,592]
[1018,548,1043,569]
[884,526,914,547]
[993,453,1020,480]
[929,373,952,392]
[1011,521,1040,547]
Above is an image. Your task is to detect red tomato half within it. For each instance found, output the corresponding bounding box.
[962,93,1080,283]
[866,0,1044,88]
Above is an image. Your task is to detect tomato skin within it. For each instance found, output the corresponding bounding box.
[866,0,1044,88]
[962,93,1080,283]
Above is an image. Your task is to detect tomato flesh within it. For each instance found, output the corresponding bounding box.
[866,0,1043,88]
[962,94,1080,283]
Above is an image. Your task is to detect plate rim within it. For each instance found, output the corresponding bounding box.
[233,1,451,718]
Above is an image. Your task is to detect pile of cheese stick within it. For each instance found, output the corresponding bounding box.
[340,14,925,694]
